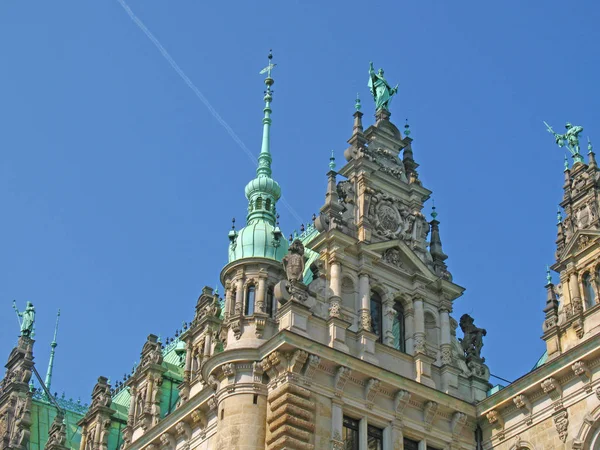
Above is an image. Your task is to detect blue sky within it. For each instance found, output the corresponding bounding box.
[1,0,599,401]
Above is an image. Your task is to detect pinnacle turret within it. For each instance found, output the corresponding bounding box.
[44,309,60,396]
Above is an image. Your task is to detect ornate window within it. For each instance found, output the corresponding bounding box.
[342,416,359,450]
[265,198,272,212]
[393,301,406,352]
[583,272,595,308]
[266,286,275,317]
[256,197,263,210]
[370,292,383,343]
[367,425,383,450]
[244,285,255,316]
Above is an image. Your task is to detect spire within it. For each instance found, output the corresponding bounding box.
[256,50,275,179]
[329,150,336,171]
[44,309,61,394]
[429,203,449,279]
[243,50,281,226]
[588,137,597,168]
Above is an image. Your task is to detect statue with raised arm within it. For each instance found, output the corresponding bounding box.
[458,314,486,362]
[544,121,585,163]
[13,301,35,337]
[368,62,398,112]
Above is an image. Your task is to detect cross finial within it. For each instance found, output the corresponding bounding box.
[260,49,277,81]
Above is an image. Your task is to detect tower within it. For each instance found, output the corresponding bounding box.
[546,130,600,360]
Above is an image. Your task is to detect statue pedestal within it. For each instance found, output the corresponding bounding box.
[327,316,351,353]
[277,300,311,338]
[414,352,436,388]
[357,329,379,365]
[440,365,460,397]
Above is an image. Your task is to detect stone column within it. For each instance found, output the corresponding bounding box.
[382,296,396,346]
[224,283,233,319]
[358,272,371,331]
[359,417,368,450]
[330,259,342,297]
[413,297,425,354]
[383,424,393,450]
[234,278,244,315]
[569,271,583,315]
[331,400,344,447]
[404,299,415,354]
[413,296,436,388]
[439,304,452,364]
[257,276,267,313]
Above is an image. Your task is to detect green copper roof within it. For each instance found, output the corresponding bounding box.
[229,51,287,263]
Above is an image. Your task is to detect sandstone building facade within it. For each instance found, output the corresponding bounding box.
[1,57,599,450]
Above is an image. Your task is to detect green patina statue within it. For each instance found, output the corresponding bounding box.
[545,121,585,164]
[368,62,398,112]
[13,300,35,337]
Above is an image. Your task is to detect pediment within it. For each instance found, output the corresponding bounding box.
[559,229,600,260]
[364,239,434,280]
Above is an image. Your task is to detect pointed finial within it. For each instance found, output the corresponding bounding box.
[231,218,236,230]
[564,154,569,172]
[546,265,552,285]
[431,200,438,220]
[214,284,219,296]
[329,150,336,171]
[276,214,280,226]
[588,137,593,153]
[557,208,563,224]
[44,309,61,394]
[404,119,411,137]
[355,93,361,111]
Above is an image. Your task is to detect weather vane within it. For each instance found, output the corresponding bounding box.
[259,50,276,78]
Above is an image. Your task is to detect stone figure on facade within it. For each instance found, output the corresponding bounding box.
[45,413,67,449]
[282,239,305,284]
[368,62,398,111]
[13,301,35,337]
[545,121,585,163]
[459,314,486,362]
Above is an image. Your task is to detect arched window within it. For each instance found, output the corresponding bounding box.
[245,285,255,315]
[266,286,275,317]
[256,197,263,210]
[583,272,596,308]
[425,312,439,348]
[370,292,383,343]
[265,198,272,212]
[393,301,406,352]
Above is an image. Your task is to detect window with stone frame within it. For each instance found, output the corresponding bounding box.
[266,286,275,317]
[370,292,383,343]
[403,437,419,450]
[230,289,237,315]
[583,272,596,308]
[244,285,256,315]
[367,425,383,450]
[393,301,406,352]
[342,416,359,450]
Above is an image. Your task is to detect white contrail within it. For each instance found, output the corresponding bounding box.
[115,0,305,225]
